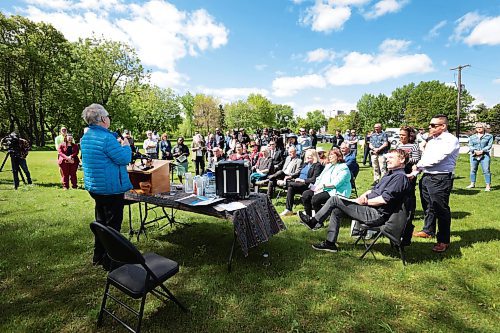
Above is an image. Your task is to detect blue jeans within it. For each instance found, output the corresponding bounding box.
[470,154,491,184]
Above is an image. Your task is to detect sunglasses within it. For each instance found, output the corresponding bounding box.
[429,123,443,128]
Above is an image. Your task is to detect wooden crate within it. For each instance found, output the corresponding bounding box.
[127,160,170,195]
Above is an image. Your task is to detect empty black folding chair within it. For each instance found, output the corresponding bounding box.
[354,199,413,266]
[90,222,187,333]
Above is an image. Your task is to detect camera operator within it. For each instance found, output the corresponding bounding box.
[1,132,33,189]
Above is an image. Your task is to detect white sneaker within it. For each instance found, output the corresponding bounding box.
[485,187,491,192]
[466,184,475,189]
[280,209,294,217]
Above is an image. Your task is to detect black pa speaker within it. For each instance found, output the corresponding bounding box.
[215,160,251,199]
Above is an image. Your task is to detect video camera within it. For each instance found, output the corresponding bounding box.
[0,133,19,153]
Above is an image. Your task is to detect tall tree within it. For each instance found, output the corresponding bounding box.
[179,92,195,137]
[193,94,220,134]
[272,104,295,130]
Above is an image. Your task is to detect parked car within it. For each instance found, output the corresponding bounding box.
[322,134,334,143]
[315,133,324,143]
[459,134,469,144]
[385,130,400,147]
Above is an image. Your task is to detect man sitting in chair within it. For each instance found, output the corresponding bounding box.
[298,149,411,253]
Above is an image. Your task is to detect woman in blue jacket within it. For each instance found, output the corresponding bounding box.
[80,103,132,270]
[467,122,493,191]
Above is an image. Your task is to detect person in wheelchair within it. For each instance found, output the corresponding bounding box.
[298,149,411,253]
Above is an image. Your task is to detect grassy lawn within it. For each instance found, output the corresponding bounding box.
[0,145,499,332]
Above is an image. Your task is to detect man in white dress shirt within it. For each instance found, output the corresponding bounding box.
[411,115,459,252]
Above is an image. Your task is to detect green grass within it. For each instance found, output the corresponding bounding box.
[0,146,499,332]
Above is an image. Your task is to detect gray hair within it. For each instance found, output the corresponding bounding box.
[82,103,108,125]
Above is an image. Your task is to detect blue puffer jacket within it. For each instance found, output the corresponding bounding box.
[81,125,132,195]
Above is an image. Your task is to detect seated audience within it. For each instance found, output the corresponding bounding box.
[317,147,328,165]
[298,127,312,152]
[207,147,226,172]
[298,149,411,252]
[300,148,352,217]
[340,142,359,180]
[266,145,302,197]
[268,140,284,172]
[248,141,260,167]
[285,134,302,157]
[280,149,323,216]
[250,147,273,184]
[228,143,250,161]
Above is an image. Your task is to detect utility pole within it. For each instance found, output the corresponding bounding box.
[450,65,470,137]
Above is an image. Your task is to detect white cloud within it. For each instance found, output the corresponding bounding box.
[22,0,229,88]
[306,48,336,62]
[300,1,351,33]
[295,98,357,117]
[200,87,269,104]
[364,0,408,20]
[331,0,371,6]
[493,78,500,84]
[450,12,483,43]
[426,20,447,40]
[272,74,327,97]
[25,0,73,10]
[379,39,410,53]
[464,16,500,46]
[150,70,189,88]
[324,39,433,85]
[255,64,268,71]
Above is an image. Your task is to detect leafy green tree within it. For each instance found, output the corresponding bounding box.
[224,100,252,130]
[404,80,473,132]
[299,110,327,131]
[389,83,415,126]
[247,94,273,130]
[129,85,182,139]
[327,114,349,133]
[180,92,195,137]
[272,104,295,130]
[193,94,220,134]
[485,104,500,133]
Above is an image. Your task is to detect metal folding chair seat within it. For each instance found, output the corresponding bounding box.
[90,222,187,333]
[353,199,413,266]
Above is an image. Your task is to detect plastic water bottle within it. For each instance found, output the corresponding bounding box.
[204,171,216,198]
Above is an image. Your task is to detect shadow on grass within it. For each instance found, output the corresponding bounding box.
[451,188,481,195]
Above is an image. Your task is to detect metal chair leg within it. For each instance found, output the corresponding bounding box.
[97,281,110,326]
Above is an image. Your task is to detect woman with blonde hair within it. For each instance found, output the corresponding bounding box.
[300,148,351,217]
[467,122,493,191]
[280,149,323,216]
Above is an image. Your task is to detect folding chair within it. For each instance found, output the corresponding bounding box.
[90,222,187,333]
[354,199,413,265]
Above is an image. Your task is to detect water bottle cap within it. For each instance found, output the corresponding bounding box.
[207,171,213,177]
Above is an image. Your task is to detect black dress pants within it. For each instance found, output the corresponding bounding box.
[419,173,453,244]
[301,190,331,216]
[195,156,205,175]
[285,182,309,211]
[89,192,125,261]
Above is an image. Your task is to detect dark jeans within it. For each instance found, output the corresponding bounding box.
[11,156,32,189]
[363,147,372,166]
[301,190,330,216]
[419,173,453,243]
[314,196,384,244]
[285,182,309,211]
[195,156,205,175]
[89,192,125,261]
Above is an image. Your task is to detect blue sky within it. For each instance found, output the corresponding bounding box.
[2,0,499,117]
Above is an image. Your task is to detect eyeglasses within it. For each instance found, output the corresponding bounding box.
[429,123,443,128]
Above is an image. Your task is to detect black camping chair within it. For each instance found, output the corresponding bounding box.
[90,222,187,333]
[353,198,414,266]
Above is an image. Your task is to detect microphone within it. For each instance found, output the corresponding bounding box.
[115,129,124,140]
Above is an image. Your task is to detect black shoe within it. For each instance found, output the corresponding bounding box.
[312,241,338,253]
[298,211,316,230]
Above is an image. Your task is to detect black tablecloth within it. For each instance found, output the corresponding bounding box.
[124,192,286,256]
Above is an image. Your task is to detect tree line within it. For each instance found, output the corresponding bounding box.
[1,14,498,146]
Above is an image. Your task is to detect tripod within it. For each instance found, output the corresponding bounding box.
[0,151,27,184]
